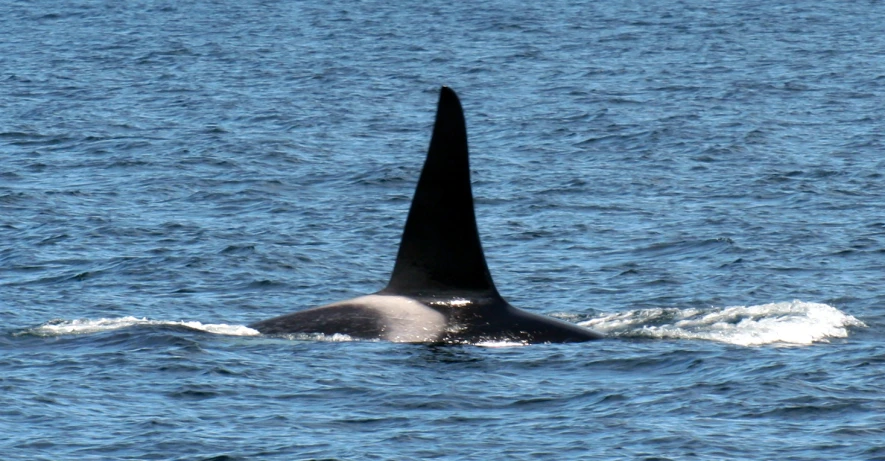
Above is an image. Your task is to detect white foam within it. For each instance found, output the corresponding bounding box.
[580,300,866,346]
[474,340,527,348]
[31,316,260,337]
[283,332,357,342]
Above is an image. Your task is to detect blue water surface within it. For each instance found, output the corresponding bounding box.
[2,0,884,459]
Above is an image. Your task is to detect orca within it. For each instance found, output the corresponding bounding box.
[250,87,603,344]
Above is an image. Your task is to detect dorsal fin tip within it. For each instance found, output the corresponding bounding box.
[383,87,499,297]
[439,85,458,102]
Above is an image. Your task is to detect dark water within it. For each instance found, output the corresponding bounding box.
[2,0,884,459]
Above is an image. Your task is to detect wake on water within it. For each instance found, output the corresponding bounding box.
[580,300,866,346]
[24,301,864,347]
[28,317,261,337]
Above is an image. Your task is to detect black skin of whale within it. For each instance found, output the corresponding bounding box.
[249,87,603,344]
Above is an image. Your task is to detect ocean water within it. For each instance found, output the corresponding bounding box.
[1,0,884,459]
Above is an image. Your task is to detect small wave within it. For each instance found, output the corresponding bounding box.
[580,300,866,346]
[29,317,260,337]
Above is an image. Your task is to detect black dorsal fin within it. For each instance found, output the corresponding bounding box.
[383,87,499,296]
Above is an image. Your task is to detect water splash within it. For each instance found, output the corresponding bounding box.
[282,332,357,342]
[29,316,260,337]
[474,340,527,348]
[581,300,866,346]
[24,301,865,346]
